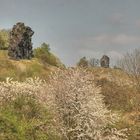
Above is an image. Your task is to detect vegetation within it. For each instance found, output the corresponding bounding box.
[77,56,88,67]
[0,78,59,140]
[77,57,100,67]
[0,29,10,50]
[0,69,128,140]
[0,36,64,81]
[88,58,99,67]
[115,49,140,139]
[46,68,128,140]
[88,67,140,140]
[0,27,139,140]
[34,43,64,68]
[0,47,139,139]
[0,50,53,81]
[118,48,140,91]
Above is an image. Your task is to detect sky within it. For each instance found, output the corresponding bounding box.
[0,0,140,66]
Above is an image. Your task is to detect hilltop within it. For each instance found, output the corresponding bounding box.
[0,50,64,81]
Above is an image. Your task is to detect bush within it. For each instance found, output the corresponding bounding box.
[46,68,128,140]
[0,71,129,140]
[0,29,10,50]
[34,43,62,67]
[0,78,59,140]
[77,57,88,67]
[118,49,140,91]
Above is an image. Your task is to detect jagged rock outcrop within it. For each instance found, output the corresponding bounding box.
[8,22,34,60]
[100,55,110,68]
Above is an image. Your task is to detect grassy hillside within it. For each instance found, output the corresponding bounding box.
[0,51,139,139]
[0,50,61,81]
[88,67,140,140]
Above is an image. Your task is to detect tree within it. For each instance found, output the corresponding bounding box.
[89,58,99,67]
[77,57,88,67]
[0,29,10,50]
[118,48,140,90]
[39,42,50,52]
[34,43,58,66]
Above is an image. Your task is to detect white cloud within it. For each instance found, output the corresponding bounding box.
[135,19,140,27]
[109,13,124,25]
[76,34,140,66]
[83,34,140,46]
[79,49,103,59]
[107,50,123,59]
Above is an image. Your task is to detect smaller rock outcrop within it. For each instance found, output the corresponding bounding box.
[8,22,34,60]
[100,55,110,68]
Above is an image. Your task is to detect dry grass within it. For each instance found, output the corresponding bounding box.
[0,51,139,139]
[0,50,57,81]
[88,67,140,140]
[0,68,129,140]
[45,68,128,140]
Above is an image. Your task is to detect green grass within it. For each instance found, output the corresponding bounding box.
[0,94,59,140]
[0,50,139,139]
[0,50,55,81]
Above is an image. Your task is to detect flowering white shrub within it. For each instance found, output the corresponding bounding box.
[0,69,128,140]
[46,68,128,140]
[0,77,46,105]
[0,77,60,139]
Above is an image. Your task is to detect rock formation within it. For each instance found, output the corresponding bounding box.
[100,55,110,68]
[8,22,34,60]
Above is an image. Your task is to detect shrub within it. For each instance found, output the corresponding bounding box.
[0,29,10,50]
[0,78,59,140]
[34,43,62,67]
[0,71,129,140]
[118,49,140,91]
[77,57,89,67]
[89,58,100,67]
[46,68,128,140]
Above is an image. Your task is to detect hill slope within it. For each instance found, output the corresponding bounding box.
[88,67,140,140]
[0,50,61,81]
[0,51,139,139]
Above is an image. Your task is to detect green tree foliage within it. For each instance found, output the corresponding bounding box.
[0,29,10,50]
[77,56,88,67]
[34,43,63,67]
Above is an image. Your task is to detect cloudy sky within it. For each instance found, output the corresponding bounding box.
[0,0,140,66]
